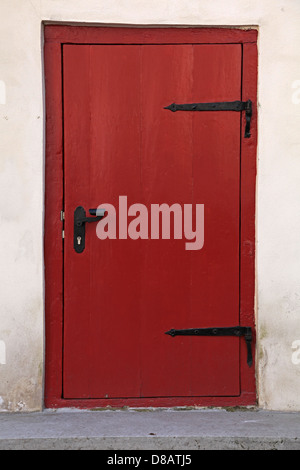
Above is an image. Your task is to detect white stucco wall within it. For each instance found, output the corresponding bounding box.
[0,0,300,411]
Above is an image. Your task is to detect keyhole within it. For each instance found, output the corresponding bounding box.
[77,236,82,245]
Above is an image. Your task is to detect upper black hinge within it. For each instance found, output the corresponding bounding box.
[164,99,252,138]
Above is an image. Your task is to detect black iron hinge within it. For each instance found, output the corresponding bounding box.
[165,326,253,367]
[164,100,252,138]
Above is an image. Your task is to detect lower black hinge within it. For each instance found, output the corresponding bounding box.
[165,326,253,367]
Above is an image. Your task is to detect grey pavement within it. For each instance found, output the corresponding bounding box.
[0,407,299,450]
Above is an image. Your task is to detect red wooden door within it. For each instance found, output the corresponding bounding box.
[46,32,253,404]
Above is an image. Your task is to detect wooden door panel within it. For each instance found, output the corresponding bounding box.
[63,43,242,399]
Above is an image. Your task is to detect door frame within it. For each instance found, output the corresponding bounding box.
[44,25,258,409]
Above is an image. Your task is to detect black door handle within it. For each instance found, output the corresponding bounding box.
[74,206,105,253]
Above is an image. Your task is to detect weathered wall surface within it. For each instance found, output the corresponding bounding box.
[0,0,300,411]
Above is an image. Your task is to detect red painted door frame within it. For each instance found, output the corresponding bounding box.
[44,25,257,409]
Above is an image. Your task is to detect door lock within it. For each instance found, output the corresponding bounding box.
[74,206,105,253]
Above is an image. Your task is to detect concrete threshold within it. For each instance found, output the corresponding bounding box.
[0,407,299,450]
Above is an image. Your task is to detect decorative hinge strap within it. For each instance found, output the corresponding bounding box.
[164,99,252,138]
[165,326,253,367]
